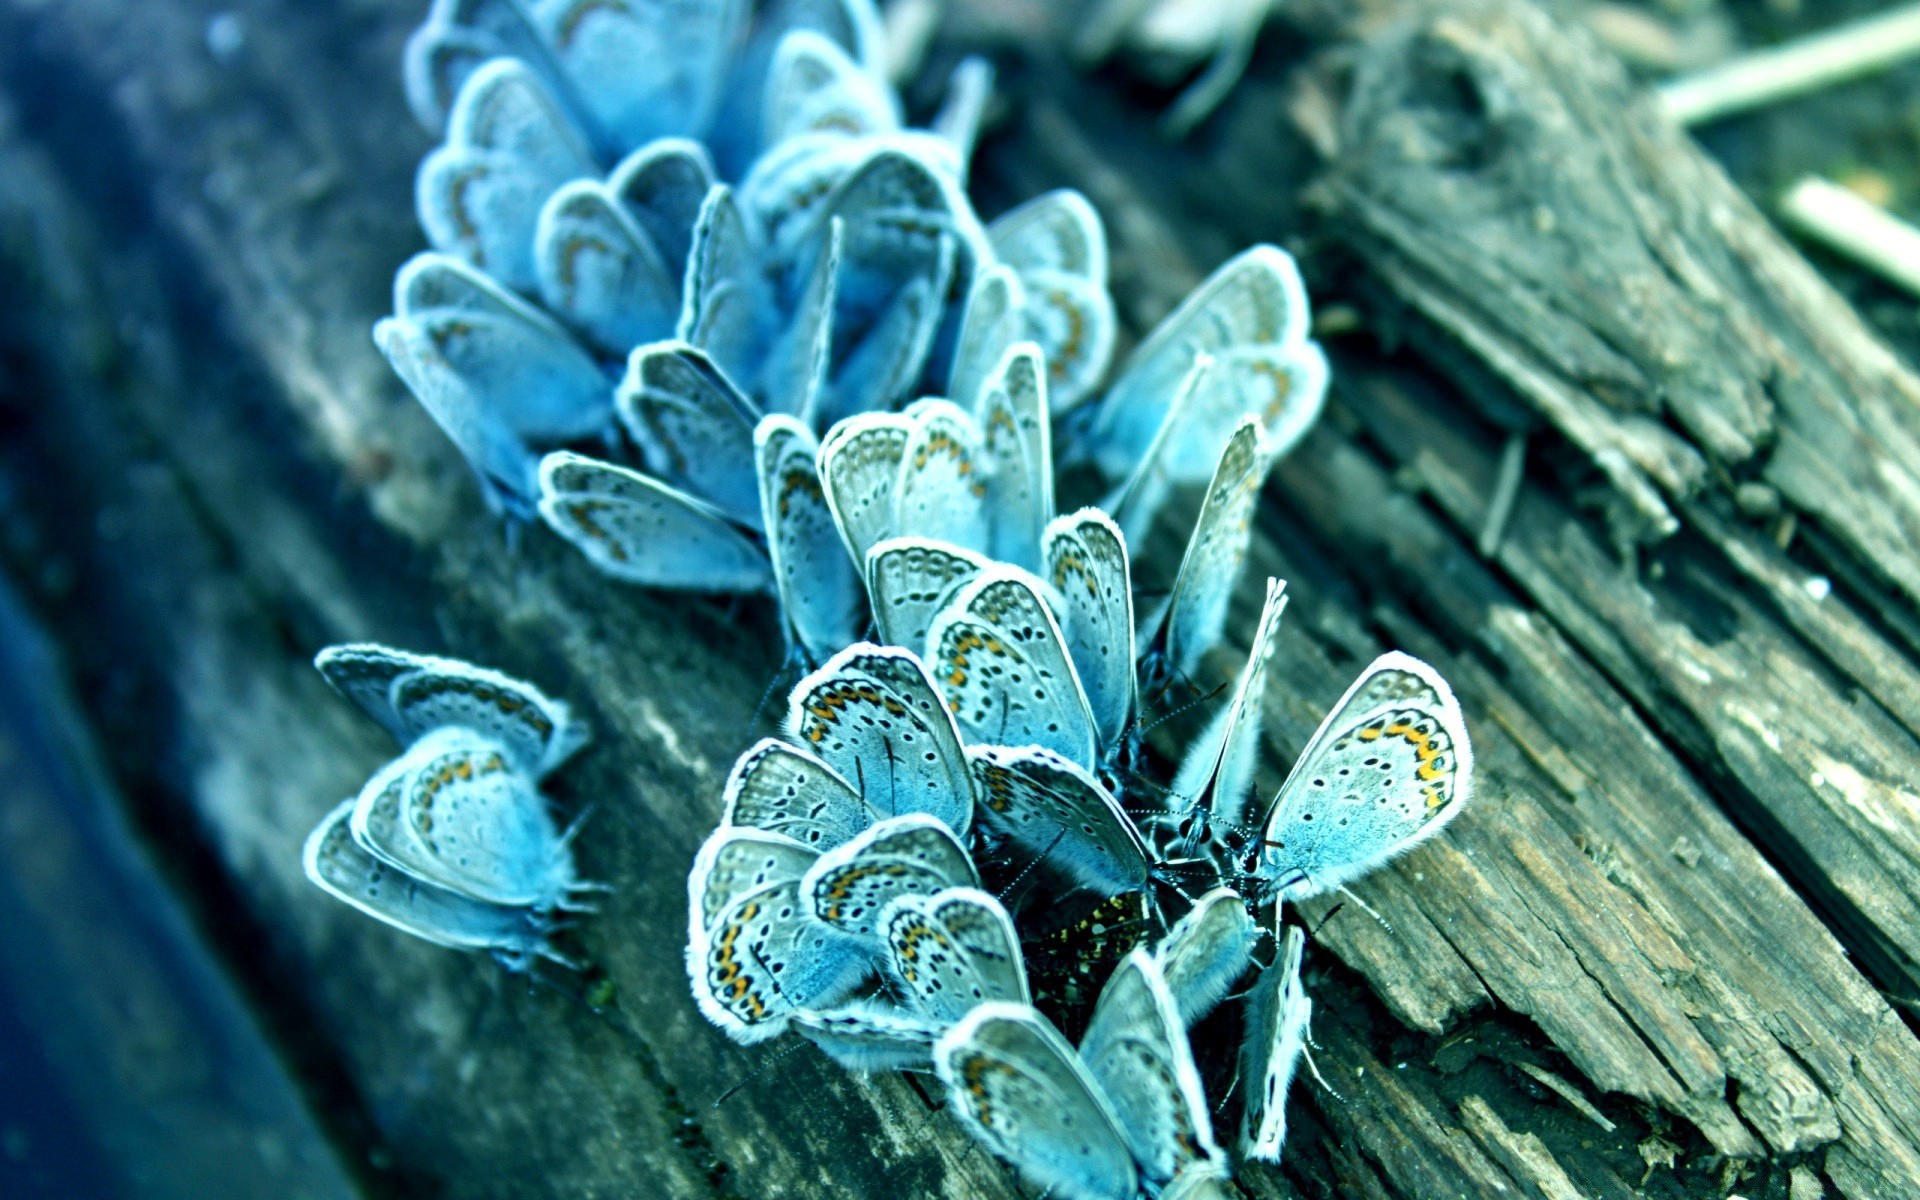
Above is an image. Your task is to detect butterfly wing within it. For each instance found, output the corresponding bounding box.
[378,253,611,512]
[967,744,1150,897]
[686,825,866,1042]
[947,265,1027,413]
[415,58,598,292]
[532,0,745,153]
[1083,244,1308,481]
[376,727,567,908]
[883,886,1031,1021]
[785,643,973,833]
[304,799,553,967]
[763,28,901,148]
[534,179,681,356]
[720,737,871,848]
[536,451,772,591]
[1256,652,1474,900]
[1043,508,1136,756]
[819,411,912,568]
[864,536,990,652]
[1154,886,1258,1026]
[1140,418,1271,687]
[313,643,587,777]
[977,344,1055,572]
[606,137,715,284]
[1166,576,1287,837]
[927,569,1099,770]
[756,415,865,665]
[894,399,993,556]
[1078,950,1226,1187]
[935,1003,1139,1200]
[617,340,764,527]
[803,814,980,938]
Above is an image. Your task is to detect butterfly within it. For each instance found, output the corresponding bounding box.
[1240,921,1312,1161]
[1246,651,1475,902]
[925,566,1101,770]
[531,141,716,356]
[304,798,567,970]
[415,55,598,293]
[689,811,976,1041]
[313,642,588,777]
[376,252,612,515]
[345,725,591,913]
[1156,575,1288,858]
[1152,884,1258,1026]
[821,342,1054,575]
[936,949,1230,1200]
[1133,417,1273,692]
[304,643,593,966]
[1074,245,1326,534]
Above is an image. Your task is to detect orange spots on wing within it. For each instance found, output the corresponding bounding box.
[1253,358,1295,422]
[777,467,824,518]
[1044,288,1085,382]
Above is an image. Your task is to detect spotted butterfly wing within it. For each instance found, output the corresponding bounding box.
[304,800,556,969]
[1254,651,1473,900]
[803,814,980,938]
[536,451,771,591]
[313,642,588,778]
[926,569,1099,770]
[1077,950,1227,1187]
[1043,508,1135,756]
[935,1003,1139,1200]
[881,886,1030,1022]
[686,825,866,1043]
[719,737,872,849]
[349,727,573,910]
[967,744,1149,898]
[617,340,765,528]
[757,415,865,665]
[785,643,973,833]
[415,58,598,292]
[864,536,990,652]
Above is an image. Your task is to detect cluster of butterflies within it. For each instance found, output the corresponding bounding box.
[686,458,1475,1198]
[301,645,597,971]
[336,1,1468,1195]
[375,0,1328,629]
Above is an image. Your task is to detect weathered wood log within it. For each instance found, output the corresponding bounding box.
[4,0,1920,1197]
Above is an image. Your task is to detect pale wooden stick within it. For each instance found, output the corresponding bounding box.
[1657,3,1920,126]
[1779,175,1920,299]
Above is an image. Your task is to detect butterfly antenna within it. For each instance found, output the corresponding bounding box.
[751,660,792,728]
[1307,902,1346,941]
[711,1041,810,1109]
[1213,1063,1243,1114]
[1301,1036,1343,1103]
[996,826,1070,900]
[1140,680,1228,738]
[1337,886,1394,935]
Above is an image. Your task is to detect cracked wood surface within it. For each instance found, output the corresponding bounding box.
[2,0,1919,1197]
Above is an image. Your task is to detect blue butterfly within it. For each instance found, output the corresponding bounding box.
[375,252,612,514]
